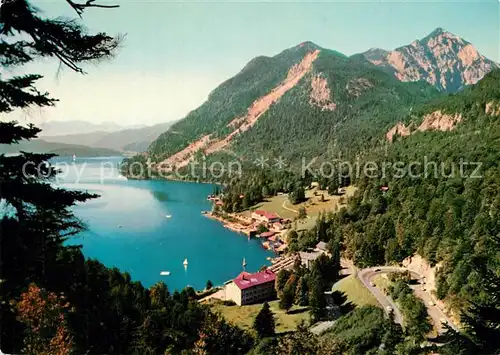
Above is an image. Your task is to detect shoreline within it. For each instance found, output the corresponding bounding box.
[124,174,217,185]
[203,211,254,236]
[203,210,289,255]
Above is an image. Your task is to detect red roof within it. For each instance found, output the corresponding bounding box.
[233,270,275,290]
[259,231,275,238]
[253,210,280,220]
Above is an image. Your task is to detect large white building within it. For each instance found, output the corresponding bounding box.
[225,270,276,306]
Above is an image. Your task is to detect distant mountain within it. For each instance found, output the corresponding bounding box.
[141,41,438,172]
[124,28,498,176]
[42,122,176,152]
[0,139,122,157]
[38,120,124,136]
[359,28,499,92]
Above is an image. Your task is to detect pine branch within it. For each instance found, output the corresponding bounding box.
[0,74,56,113]
[0,41,34,67]
[65,0,119,18]
[0,122,41,144]
[0,0,121,73]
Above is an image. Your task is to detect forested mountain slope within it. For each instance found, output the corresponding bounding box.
[218,71,500,352]
[142,28,497,173]
[141,43,437,173]
[148,42,326,161]
[325,69,499,318]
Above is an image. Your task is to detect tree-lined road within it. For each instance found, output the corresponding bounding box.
[358,266,458,334]
[358,266,407,325]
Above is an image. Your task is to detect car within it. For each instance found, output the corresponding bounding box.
[374,268,381,272]
[440,318,447,325]
[386,306,393,312]
[369,282,375,287]
[428,301,435,306]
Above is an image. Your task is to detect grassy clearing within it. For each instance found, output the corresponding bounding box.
[250,194,296,219]
[332,274,379,308]
[210,299,310,333]
[373,274,392,294]
[245,186,357,229]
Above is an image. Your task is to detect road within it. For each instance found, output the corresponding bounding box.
[281,199,311,219]
[358,266,458,334]
[411,282,458,333]
[358,266,407,325]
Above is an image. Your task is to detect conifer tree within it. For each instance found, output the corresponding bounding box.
[253,302,275,338]
[0,0,119,352]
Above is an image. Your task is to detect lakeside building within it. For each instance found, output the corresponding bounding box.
[298,242,331,268]
[251,210,281,224]
[299,250,323,269]
[258,231,275,238]
[225,270,276,305]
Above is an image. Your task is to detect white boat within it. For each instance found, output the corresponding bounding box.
[165,215,172,219]
[183,258,188,267]
[72,154,76,162]
[160,271,171,276]
[242,257,247,268]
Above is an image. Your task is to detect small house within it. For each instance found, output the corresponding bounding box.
[258,231,275,239]
[252,210,281,224]
[299,251,323,269]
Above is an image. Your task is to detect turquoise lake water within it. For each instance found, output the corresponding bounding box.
[55,156,272,291]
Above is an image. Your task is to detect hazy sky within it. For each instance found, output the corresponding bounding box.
[9,0,500,126]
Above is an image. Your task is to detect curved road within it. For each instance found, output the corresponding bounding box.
[358,267,407,325]
[358,266,458,334]
[281,199,311,219]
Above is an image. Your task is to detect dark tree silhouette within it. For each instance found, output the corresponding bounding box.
[0,0,118,352]
[253,302,275,338]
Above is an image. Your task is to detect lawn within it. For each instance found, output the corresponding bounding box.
[332,274,379,308]
[372,274,392,294]
[248,194,296,219]
[247,186,358,228]
[210,299,310,333]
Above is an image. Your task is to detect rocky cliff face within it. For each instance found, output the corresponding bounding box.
[362,28,499,92]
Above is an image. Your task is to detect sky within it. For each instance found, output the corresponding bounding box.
[7,0,500,127]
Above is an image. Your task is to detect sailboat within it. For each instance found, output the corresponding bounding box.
[183,258,188,267]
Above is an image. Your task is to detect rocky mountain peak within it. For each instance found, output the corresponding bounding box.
[361,28,498,92]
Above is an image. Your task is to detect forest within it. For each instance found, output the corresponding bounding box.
[221,69,500,353]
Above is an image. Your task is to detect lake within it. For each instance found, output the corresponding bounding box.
[55,156,272,291]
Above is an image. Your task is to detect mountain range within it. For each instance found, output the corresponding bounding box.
[40,121,176,153]
[0,139,122,157]
[140,28,497,173]
[38,120,128,136]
